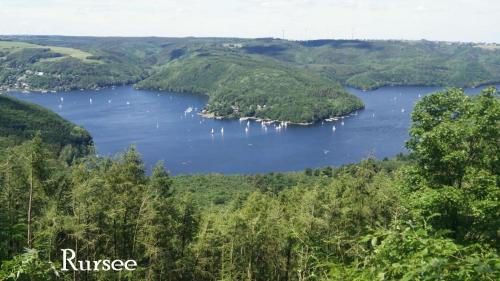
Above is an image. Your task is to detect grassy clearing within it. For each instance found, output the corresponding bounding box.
[0,40,98,63]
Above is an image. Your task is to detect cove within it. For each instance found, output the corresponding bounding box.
[8,84,498,175]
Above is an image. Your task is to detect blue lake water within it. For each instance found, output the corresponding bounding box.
[8,84,497,175]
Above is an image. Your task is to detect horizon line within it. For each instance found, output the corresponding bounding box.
[1,34,499,45]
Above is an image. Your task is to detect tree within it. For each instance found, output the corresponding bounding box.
[407,87,499,188]
[406,87,499,247]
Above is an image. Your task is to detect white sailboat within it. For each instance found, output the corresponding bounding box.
[332,126,336,132]
[211,128,214,134]
[89,98,93,105]
[221,127,224,134]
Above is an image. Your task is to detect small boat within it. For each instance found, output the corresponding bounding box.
[211,128,214,134]
[221,127,224,134]
[185,107,193,114]
[245,127,249,133]
[89,98,93,104]
[60,97,64,102]
[341,121,345,126]
[332,126,336,132]
[401,108,405,113]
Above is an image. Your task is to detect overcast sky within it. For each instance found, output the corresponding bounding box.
[0,0,498,42]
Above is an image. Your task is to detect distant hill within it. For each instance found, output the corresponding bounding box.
[1,36,500,122]
[0,95,93,156]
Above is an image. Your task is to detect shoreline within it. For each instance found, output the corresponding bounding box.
[197,110,359,126]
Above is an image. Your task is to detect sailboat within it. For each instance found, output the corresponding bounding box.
[89,98,93,105]
[332,126,336,132]
[221,127,224,134]
[211,128,214,134]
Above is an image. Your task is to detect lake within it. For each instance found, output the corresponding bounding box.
[8,84,497,174]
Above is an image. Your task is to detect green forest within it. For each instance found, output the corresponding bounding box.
[0,95,93,159]
[134,50,363,123]
[0,86,498,280]
[2,36,500,122]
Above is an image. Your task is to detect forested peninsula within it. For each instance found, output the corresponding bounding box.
[2,36,500,122]
[0,87,498,280]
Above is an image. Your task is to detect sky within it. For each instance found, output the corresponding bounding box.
[0,0,498,42]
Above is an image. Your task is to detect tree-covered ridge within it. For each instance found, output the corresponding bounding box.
[135,50,363,123]
[0,95,92,157]
[238,39,500,90]
[0,87,498,280]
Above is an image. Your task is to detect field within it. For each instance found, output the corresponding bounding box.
[0,40,96,62]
